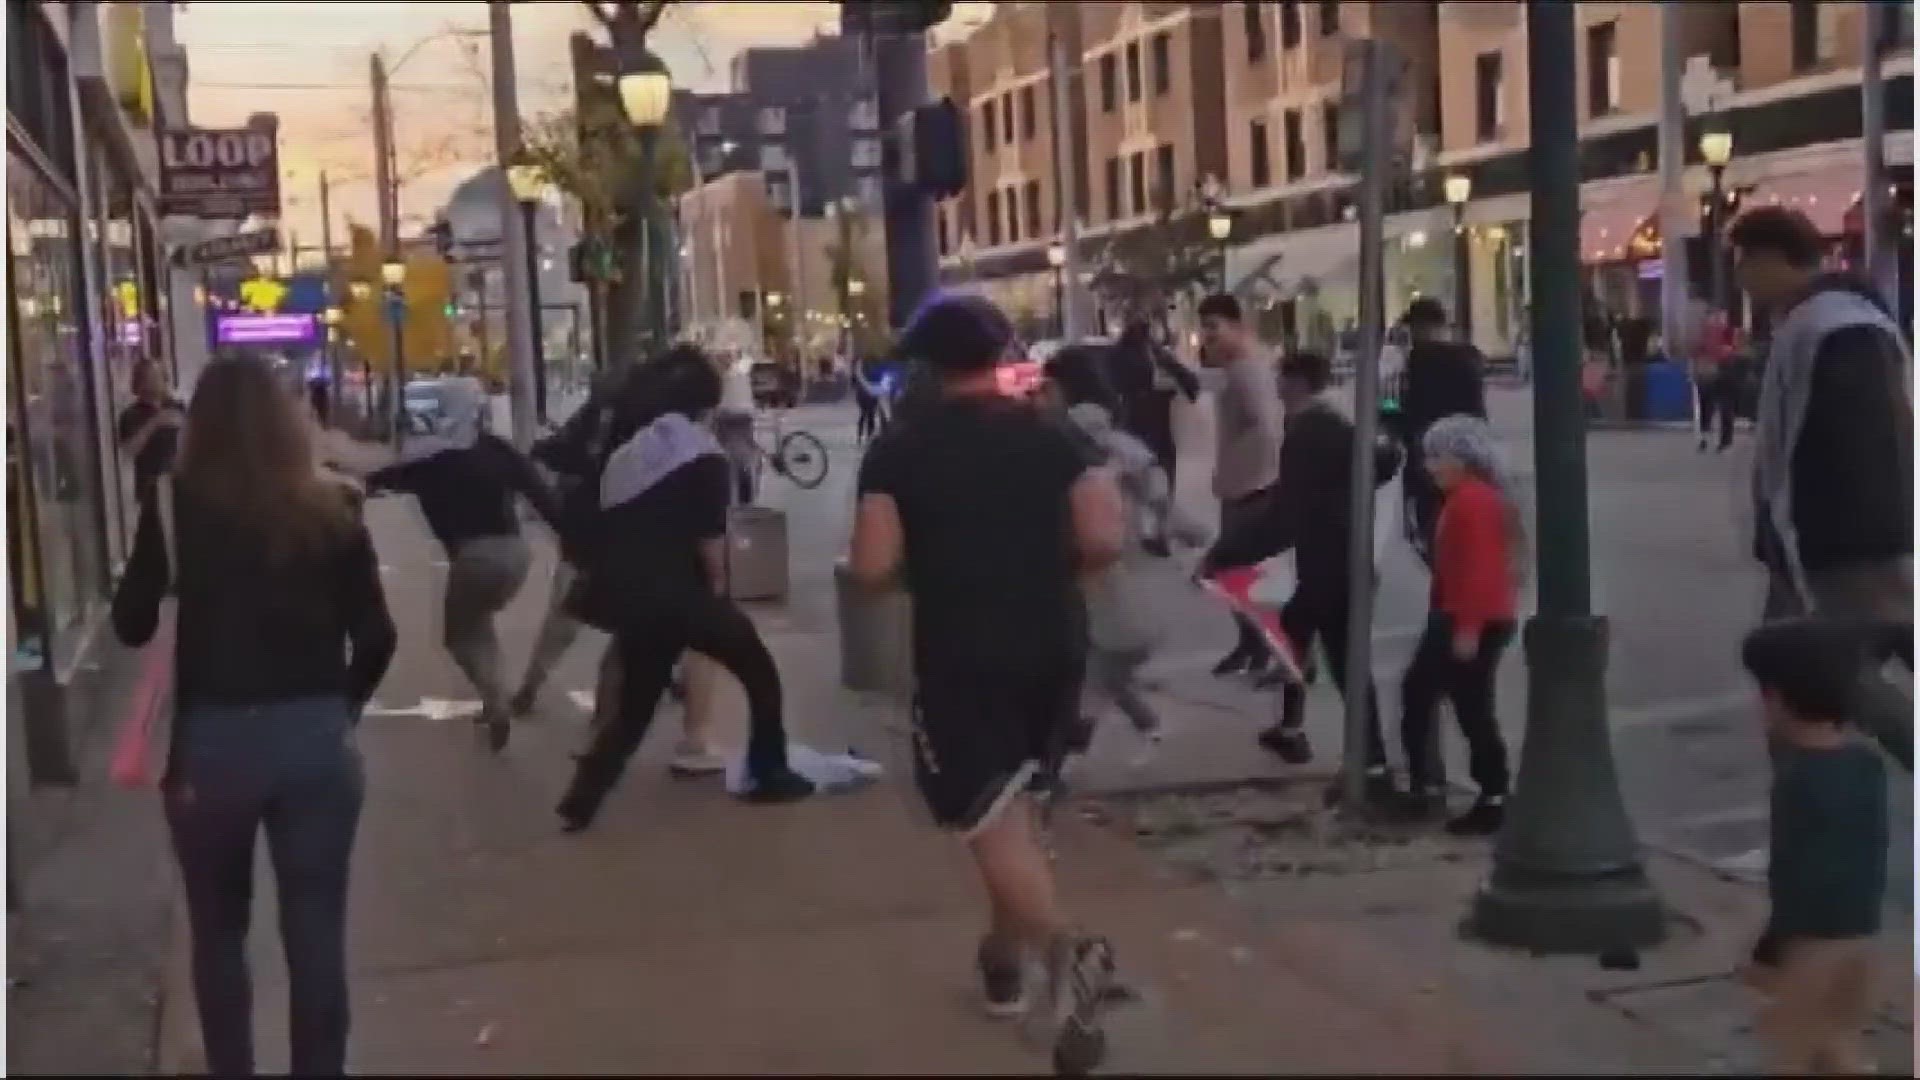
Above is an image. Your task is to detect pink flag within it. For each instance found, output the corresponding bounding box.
[1200,567,1305,684]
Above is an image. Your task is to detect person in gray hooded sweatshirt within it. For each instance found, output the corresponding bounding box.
[1730,206,1912,771]
[1042,346,1208,764]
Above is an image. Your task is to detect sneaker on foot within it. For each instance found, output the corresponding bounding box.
[1034,933,1117,1066]
[977,936,1029,1019]
[556,793,598,834]
[1391,785,1449,819]
[508,687,539,719]
[667,745,727,778]
[1211,648,1254,677]
[1445,796,1505,837]
[739,767,814,804]
[480,709,510,753]
[1257,725,1312,765]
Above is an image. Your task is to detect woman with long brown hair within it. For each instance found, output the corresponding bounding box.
[112,357,397,1076]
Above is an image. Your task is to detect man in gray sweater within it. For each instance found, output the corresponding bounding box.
[1198,293,1285,676]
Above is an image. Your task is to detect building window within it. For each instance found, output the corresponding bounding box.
[857,175,882,205]
[1790,0,1818,71]
[1475,50,1504,143]
[698,106,722,135]
[986,189,1002,244]
[1151,32,1172,95]
[938,211,950,256]
[1126,41,1143,103]
[1008,186,1023,242]
[852,138,881,169]
[1319,0,1340,35]
[1283,108,1305,181]
[982,101,997,151]
[1280,0,1303,49]
[1129,151,1147,215]
[1154,143,1175,210]
[1025,179,1042,237]
[759,142,789,172]
[1244,1,1266,61]
[1586,21,1618,117]
[1321,100,1340,171]
[1099,53,1118,112]
[1105,156,1122,220]
[1020,85,1036,141]
[849,96,879,130]
[757,105,786,135]
[1001,94,1014,145]
[1250,117,1271,188]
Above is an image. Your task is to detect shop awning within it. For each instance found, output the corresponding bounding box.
[1580,201,1658,264]
[1746,166,1872,236]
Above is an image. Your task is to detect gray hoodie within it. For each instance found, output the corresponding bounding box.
[1068,403,1208,656]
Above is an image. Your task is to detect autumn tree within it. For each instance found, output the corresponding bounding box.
[1082,193,1225,322]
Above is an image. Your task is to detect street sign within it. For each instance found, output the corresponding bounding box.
[183,229,279,266]
[448,237,504,264]
[159,121,282,219]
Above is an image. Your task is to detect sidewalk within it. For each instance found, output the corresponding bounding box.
[152,505,1536,1075]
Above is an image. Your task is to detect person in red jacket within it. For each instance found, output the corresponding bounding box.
[1398,415,1525,836]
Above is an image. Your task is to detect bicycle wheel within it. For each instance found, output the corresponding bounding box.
[774,430,829,489]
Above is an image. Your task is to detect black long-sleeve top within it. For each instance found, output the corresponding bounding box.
[1203,401,1402,587]
[366,433,564,549]
[110,485,397,713]
[1391,340,1487,446]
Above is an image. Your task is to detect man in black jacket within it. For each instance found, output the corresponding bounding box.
[1203,351,1402,805]
[1390,297,1487,566]
[1731,206,1912,770]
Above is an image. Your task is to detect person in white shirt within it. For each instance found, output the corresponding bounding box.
[714,351,758,505]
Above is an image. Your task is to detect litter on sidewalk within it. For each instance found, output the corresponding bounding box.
[725,743,883,797]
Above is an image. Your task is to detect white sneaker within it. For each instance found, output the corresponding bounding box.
[668,744,727,778]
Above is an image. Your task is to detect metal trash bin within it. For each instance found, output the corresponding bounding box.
[835,559,913,696]
[725,506,789,601]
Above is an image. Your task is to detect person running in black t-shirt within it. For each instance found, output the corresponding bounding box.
[849,293,1126,1070]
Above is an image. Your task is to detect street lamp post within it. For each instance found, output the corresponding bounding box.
[1046,240,1067,339]
[349,280,373,420]
[1203,176,1233,293]
[321,305,343,426]
[381,258,407,447]
[1699,129,1733,315]
[508,164,549,424]
[1469,0,1665,956]
[618,57,672,355]
[1445,173,1474,342]
[846,276,866,357]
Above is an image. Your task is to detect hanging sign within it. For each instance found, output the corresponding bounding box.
[159,121,282,219]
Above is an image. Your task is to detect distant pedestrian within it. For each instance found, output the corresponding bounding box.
[366,377,564,752]
[112,358,397,1077]
[1730,206,1912,770]
[557,346,814,832]
[848,293,1125,1067]
[714,350,758,505]
[1105,318,1200,489]
[116,357,184,507]
[1043,345,1207,767]
[1738,619,1887,1076]
[1203,351,1401,806]
[1390,297,1488,567]
[1692,302,1739,452]
[1396,415,1523,836]
[1197,293,1284,678]
[852,359,882,443]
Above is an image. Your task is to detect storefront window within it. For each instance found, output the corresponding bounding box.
[93,153,141,565]
[8,149,106,674]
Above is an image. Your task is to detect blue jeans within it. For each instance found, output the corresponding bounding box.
[166,694,364,1077]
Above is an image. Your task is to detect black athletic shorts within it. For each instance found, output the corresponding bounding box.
[910,658,1083,838]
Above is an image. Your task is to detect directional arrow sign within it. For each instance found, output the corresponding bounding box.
[184,229,280,266]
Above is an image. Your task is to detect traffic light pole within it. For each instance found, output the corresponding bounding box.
[873,28,940,330]
[1469,0,1664,955]
[488,0,539,450]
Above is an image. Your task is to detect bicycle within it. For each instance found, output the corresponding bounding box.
[749,409,830,490]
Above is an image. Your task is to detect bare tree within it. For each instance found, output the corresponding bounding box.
[1083,195,1224,320]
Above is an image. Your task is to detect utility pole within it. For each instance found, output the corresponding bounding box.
[488,0,538,448]
[370,51,404,445]
[1862,1,1896,311]
[1656,1,1691,359]
[1470,0,1664,955]
[1048,26,1086,340]
[318,169,342,415]
[872,29,939,329]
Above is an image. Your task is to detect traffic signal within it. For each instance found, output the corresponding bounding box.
[896,97,966,200]
[427,219,454,258]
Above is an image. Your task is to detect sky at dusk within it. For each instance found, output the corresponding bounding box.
[177,1,990,251]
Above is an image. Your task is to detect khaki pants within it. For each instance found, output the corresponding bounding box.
[1751,935,1878,1075]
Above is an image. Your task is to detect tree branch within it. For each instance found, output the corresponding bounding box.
[581,1,618,30]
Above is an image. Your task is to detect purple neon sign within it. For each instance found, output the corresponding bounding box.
[215,313,317,346]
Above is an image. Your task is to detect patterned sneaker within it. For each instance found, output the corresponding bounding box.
[977,936,1029,1019]
[1035,933,1117,1074]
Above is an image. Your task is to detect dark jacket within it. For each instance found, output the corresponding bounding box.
[1756,275,1913,574]
[532,398,615,565]
[1392,339,1487,445]
[367,434,563,549]
[1106,333,1200,457]
[111,483,396,715]
[1204,399,1402,588]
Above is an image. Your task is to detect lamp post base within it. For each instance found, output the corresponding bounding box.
[1468,613,1666,954]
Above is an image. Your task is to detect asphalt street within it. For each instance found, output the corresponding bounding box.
[747,386,1912,914]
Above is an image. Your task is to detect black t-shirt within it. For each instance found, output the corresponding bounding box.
[577,454,732,623]
[366,434,562,548]
[858,397,1093,676]
[116,399,183,498]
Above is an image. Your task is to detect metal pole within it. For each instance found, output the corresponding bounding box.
[872,27,940,330]
[521,200,548,423]
[1341,39,1390,813]
[1656,0,1691,358]
[488,0,538,449]
[371,53,406,447]
[472,267,492,379]
[1708,167,1727,313]
[786,153,806,362]
[1862,2,1896,310]
[318,169,342,418]
[1471,0,1664,954]
[1452,202,1473,341]
[1049,27,1086,339]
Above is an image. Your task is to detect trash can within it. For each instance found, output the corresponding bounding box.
[725,506,789,601]
[1642,361,1692,422]
[834,559,913,696]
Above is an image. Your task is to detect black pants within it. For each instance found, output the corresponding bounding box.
[1219,491,1277,661]
[1401,613,1516,796]
[1276,584,1386,768]
[1697,373,1735,449]
[855,397,879,442]
[566,592,790,809]
[1402,447,1442,568]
